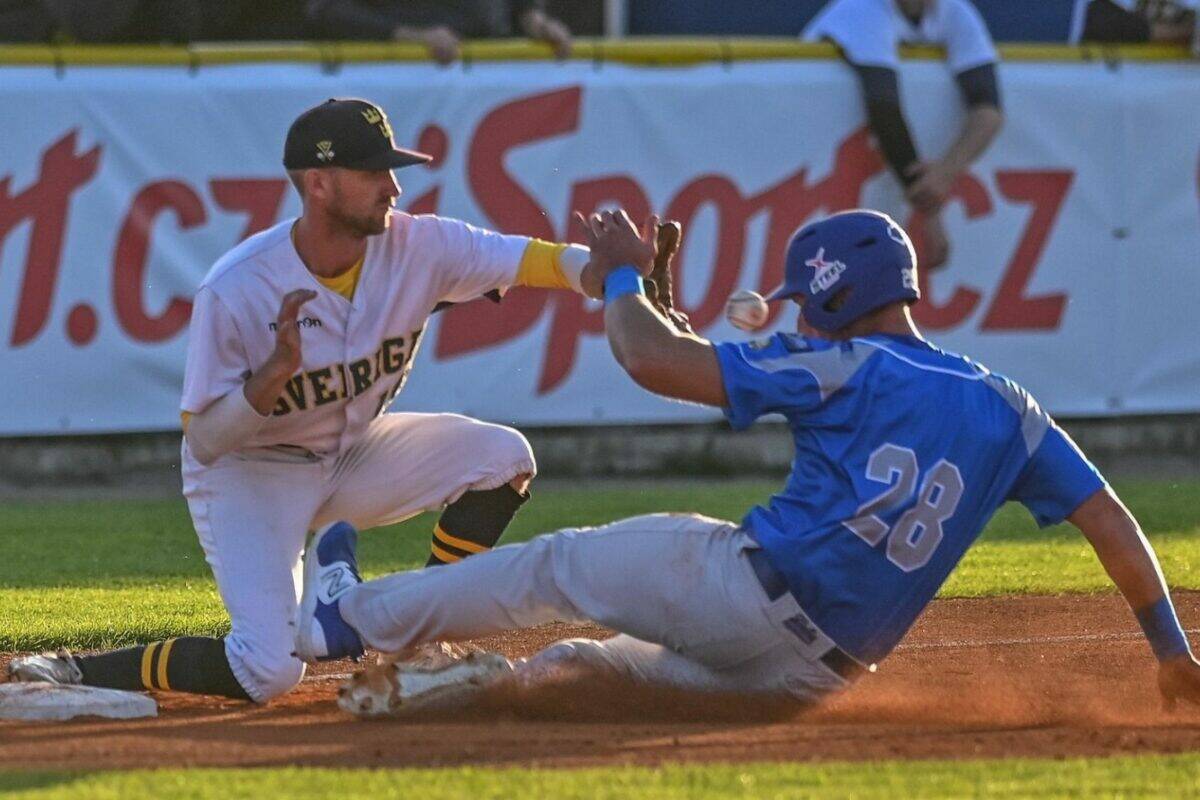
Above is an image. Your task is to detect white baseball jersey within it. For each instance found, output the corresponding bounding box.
[803,0,998,74]
[181,213,529,461]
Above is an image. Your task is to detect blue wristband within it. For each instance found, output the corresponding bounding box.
[603,266,645,303]
[1136,596,1191,661]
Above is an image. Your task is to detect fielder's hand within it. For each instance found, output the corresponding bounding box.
[576,209,658,297]
[268,289,317,377]
[1158,654,1200,712]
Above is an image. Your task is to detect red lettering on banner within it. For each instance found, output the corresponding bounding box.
[665,177,752,331]
[664,128,887,333]
[112,180,206,342]
[0,131,101,346]
[405,124,450,216]
[980,171,1073,331]
[569,176,653,233]
[535,176,653,392]
[468,87,577,239]
[433,91,895,392]
[436,87,582,364]
[210,179,287,241]
[405,188,439,217]
[908,174,990,330]
[7,97,1082,363]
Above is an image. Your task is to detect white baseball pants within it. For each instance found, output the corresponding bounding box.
[341,513,851,700]
[181,412,536,702]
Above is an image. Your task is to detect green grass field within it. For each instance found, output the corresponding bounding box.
[2,479,1197,652]
[3,757,1200,800]
[2,479,1198,797]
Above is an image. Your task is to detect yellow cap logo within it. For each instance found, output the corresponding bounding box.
[316,140,335,162]
[361,108,393,140]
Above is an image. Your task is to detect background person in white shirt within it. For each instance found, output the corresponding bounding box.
[803,0,1005,269]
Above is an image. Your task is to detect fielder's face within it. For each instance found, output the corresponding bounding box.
[324,167,402,237]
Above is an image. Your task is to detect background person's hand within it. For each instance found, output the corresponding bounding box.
[521,9,573,59]
[922,210,951,271]
[906,160,957,213]
[422,26,461,65]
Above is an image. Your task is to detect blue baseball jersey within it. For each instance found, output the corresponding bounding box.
[714,332,1105,665]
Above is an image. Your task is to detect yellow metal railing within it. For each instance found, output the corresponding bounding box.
[0,38,1192,68]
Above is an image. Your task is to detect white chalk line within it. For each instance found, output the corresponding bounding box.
[896,628,1200,652]
[306,672,354,683]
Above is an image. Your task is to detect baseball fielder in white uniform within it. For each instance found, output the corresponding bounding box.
[9,98,602,702]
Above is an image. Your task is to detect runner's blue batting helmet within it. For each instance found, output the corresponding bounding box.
[767,210,919,333]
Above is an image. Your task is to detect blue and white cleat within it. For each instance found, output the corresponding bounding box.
[294,521,366,664]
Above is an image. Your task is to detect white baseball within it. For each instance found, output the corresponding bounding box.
[725,290,769,332]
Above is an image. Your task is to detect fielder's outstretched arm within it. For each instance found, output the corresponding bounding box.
[1068,487,1200,708]
[513,239,594,294]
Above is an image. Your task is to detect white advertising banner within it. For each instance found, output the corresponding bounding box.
[0,59,1197,434]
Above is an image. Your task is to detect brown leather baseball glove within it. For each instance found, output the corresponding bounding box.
[644,221,694,334]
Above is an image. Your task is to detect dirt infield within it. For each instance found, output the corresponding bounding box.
[2,592,1199,769]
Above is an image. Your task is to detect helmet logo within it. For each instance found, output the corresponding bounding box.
[887,225,908,245]
[806,248,847,294]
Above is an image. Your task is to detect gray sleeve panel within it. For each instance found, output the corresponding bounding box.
[747,343,879,402]
[983,374,1050,456]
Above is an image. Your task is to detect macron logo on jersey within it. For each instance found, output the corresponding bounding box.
[268,317,323,332]
[807,248,847,294]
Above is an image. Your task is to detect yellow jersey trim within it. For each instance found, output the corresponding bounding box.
[516,240,570,290]
[314,255,364,301]
[290,222,364,301]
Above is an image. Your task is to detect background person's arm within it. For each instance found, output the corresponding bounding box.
[516,1,572,58]
[1081,0,1153,41]
[304,0,460,62]
[906,64,1003,213]
[853,65,921,189]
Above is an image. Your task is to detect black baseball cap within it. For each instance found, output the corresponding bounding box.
[283,98,432,171]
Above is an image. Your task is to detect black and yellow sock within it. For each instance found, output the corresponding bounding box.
[426,483,530,566]
[75,636,251,700]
